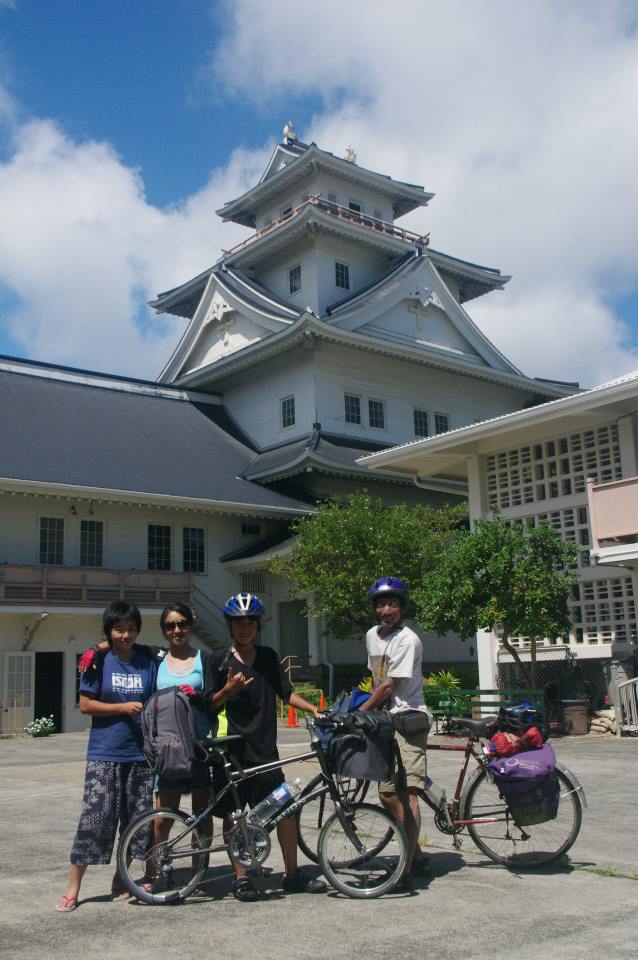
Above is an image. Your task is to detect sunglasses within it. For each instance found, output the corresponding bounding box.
[163,620,190,632]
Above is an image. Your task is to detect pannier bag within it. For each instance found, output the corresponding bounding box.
[488,743,560,826]
[142,687,208,782]
[329,710,396,782]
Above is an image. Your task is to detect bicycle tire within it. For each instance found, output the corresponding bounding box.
[461,766,582,868]
[317,802,407,899]
[296,778,368,864]
[116,807,208,905]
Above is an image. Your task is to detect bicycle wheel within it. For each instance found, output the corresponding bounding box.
[318,802,407,898]
[296,778,368,864]
[117,807,208,905]
[462,767,582,868]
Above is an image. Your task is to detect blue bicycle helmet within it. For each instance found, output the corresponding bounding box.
[223,592,266,619]
[368,577,409,604]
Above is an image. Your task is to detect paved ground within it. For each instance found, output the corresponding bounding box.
[1,726,637,960]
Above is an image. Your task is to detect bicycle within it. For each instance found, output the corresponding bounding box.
[417,714,585,868]
[116,716,407,902]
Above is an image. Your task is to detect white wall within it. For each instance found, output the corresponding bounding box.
[314,235,391,316]
[255,171,396,228]
[313,342,529,447]
[221,348,317,448]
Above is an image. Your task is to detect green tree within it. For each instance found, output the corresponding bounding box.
[270,492,466,639]
[413,513,579,688]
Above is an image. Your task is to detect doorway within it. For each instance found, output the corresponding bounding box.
[34,652,64,733]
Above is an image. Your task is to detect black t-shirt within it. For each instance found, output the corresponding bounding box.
[207,645,293,765]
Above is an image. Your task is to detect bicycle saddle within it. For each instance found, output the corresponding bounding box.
[449,716,499,738]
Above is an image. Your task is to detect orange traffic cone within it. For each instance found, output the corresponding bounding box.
[287,705,298,728]
[319,690,325,710]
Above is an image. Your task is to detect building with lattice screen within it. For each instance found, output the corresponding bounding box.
[359,371,638,695]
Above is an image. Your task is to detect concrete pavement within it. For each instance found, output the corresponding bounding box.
[1,728,637,960]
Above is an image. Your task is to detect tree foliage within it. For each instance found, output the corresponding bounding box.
[270,492,466,640]
[413,513,579,686]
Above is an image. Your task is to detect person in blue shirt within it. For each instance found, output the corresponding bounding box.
[55,601,157,912]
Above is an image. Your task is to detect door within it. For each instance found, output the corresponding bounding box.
[278,600,310,680]
[1,652,35,735]
[34,652,64,733]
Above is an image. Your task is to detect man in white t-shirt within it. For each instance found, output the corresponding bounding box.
[359,576,431,881]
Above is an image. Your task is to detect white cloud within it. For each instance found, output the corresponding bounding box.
[212,0,638,386]
[0,118,267,375]
[1,2,637,386]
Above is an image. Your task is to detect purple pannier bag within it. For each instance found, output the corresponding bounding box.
[488,744,560,826]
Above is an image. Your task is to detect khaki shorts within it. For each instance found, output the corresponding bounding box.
[378,727,428,795]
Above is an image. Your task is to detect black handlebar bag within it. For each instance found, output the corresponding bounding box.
[329,711,396,782]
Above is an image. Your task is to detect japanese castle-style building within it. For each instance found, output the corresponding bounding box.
[0,124,580,733]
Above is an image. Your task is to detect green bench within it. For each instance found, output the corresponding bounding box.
[428,688,545,734]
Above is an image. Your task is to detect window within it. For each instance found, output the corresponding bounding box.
[414,409,429,438]
[434,413,450,434]
[289,264,301,294]
[335,261,350,290]
[241,570,266,594]
[344,393,362,425]
[348,201,361,213]
[281,395,296,429]
[80,520,103,567]
[183,527,205,574]
[368,398,385,430]
[241,523,262,536]
[327,192,337,206]
[281,205,292,219]
[39,517,64,565]
[148,524,171,571]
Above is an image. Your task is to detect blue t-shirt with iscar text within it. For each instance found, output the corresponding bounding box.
[80,650,157,762]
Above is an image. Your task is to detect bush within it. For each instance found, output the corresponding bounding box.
[24,715,56,737]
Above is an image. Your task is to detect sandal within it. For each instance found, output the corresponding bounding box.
[110,874,130,901]
[232,876,258,902]
[55,894,78,913]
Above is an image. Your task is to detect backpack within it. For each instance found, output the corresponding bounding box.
[142,687,209,782]
[488,743,560,826]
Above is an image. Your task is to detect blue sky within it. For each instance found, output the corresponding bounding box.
[1,1,637,385]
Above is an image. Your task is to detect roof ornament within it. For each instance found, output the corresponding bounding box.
[344,145,357,163]
[283,121,298,144]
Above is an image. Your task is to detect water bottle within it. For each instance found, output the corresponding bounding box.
[423,776,445,808]
[249,778,304,826]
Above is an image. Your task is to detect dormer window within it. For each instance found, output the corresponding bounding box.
[335,262,350,290]
[289,264,301,294]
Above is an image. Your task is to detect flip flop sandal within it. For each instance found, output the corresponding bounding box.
[55,895,78,913]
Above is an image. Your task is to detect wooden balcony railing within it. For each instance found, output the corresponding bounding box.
[222,195,430,259]
[0,564,193,608]
[587,477,638,549]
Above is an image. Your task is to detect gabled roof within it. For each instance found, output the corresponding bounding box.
[216,141,433,227]
[170,308,575,400]
[0,360,310,516]
[326,250,517,375]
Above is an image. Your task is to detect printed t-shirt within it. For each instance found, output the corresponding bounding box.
[366,623,428,716]
[208,646,293,765]
[80,650,157,762]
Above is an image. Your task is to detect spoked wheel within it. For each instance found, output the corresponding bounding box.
[462,768,582,868]
[116,807,208,905]
[318,802,407,898]
[296,778,368,864]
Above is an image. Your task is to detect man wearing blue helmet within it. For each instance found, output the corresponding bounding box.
[207,593,325,901]
[359,577,431,883]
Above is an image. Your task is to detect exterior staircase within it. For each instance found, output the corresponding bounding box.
[191,586,229,652]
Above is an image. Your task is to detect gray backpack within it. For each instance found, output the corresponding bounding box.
[142,687,208,782]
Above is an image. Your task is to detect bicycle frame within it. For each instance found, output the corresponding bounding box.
[422,734,509,830]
